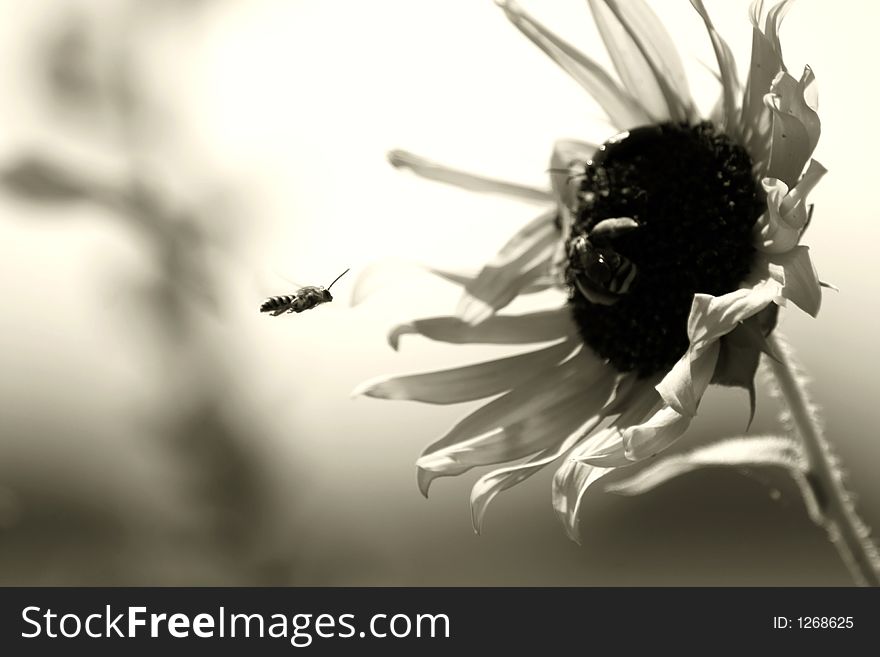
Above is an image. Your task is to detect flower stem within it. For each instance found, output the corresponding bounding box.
[767,333,880,586]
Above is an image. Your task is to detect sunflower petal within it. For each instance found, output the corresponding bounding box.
[572,379,663,467]
[418,349,602,464]
[353,338,575,404]
[419,384,601,491]
[589,0,693,122]
[551,458,615,542]
[782,158,825,215]
[388,308,576,350]
[470,412,605,533]
[689,0,740,135]
[775,67,820,153]
[622,405,693,461]
[763,69,821,188]
[656,339,721,418]
[457,210,558,324]
[387,149,552,203]
[606,434,806,495]
[741,0,793,170]
[686,278,785,351]
[496,0,651,129]
[428,267,556,295]
[773,245,821,317]
[418,349,612,495]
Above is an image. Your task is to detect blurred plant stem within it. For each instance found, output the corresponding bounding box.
[0,0,302,584]
[768,334,880,586]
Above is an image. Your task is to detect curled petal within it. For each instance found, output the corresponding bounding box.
[755,159,826,254]
[352,338,575,404]
[686,278,785,351]
[773,245,821,317]
[656,339,721,418]
[782,158,825,215]
[622,405,692,462]
[387,149,551,203]
[755,177,798,253]
[496,0,651,129]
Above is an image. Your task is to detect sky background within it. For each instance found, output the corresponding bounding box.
[0,0,878,585]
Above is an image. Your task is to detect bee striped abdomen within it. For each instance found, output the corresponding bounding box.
[260,295,296,315]
[607,257,637,295]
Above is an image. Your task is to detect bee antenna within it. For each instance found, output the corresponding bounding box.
[326,268,351,290]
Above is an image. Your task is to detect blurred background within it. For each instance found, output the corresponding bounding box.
[0,0,877,585]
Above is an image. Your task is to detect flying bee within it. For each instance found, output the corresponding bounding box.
[568,217,639,306]
[260,268,350,316]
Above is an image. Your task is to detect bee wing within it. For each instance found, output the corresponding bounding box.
[271,269,307,290]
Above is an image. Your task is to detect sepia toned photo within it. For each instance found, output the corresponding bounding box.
[1,0,878,591]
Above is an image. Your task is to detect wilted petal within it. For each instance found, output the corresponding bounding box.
[772,245,821,317]
[387,149,552,203]
[353,338,575,404]
[656,339,720,418]
[689,0,740,136]
[387,308,576,350]
[496,0,651,129]
[622,405,692,461]
[754,159,826,254]
[457,210,558,324]
[589,0,693,123]
[782,158,826,216]
[606,435,806,495]
[686,278,785,350]
[754,177,797,253]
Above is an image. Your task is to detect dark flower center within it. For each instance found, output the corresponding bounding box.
[565,122,764,377]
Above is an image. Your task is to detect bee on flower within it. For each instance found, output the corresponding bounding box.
[354,0,839,546]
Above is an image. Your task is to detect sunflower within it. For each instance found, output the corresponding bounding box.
[355,0,825,540]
